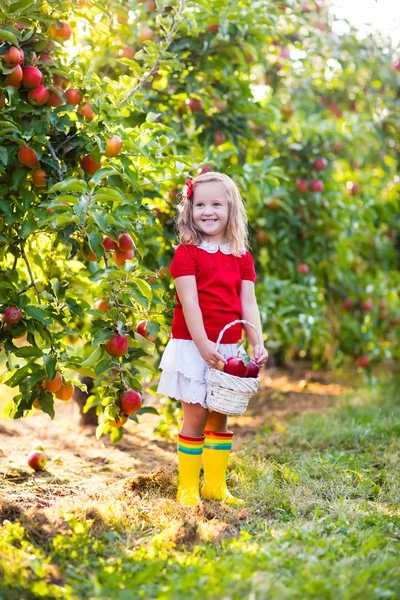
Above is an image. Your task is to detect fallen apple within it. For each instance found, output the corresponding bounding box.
[27,450,47,471]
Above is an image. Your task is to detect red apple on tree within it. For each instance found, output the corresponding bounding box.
[296,179,308,193]
[138,26,154,43]
[119,46,136,58]
[27,450,47,471]
[296,263,310,274]
[113,249,134,267]
[105,135,123,157]
[207,23,220,33]
[3,46,24,67]
[313,157,328,171]
[3,306,23,325]
[65,89,82,105]
[214,130,226,145]
[22,66,43,88]
[47,88,64,107]
[118,233,134,252]
[49,21,72,40]
[28,85,49,106]
[187,98,203,111]
[80,155,101,176]
[4,65,23,87]
[120,390,142,415]
[95,299,110,312]
[18,146,38,168]
[355,355,370,368]
[78,102,95,121]
[309,180,324,192]
[136,320,157,341]
[341,298,353,310]
[105,333,129,357]
[199,165,212,174]
[102,236,118,251]
[31,168,47,187]
[360,298,373,311]
[347,182,360,195]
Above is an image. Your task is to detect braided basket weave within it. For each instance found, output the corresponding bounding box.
[205,320,261,416]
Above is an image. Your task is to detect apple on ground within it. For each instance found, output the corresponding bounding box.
[27,450,47,471]
[105,333,129,357]
[3,306,23,325]
[120,390,142,415]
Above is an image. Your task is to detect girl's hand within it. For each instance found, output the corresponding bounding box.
[197,339,227,368]
[253,344,269,366]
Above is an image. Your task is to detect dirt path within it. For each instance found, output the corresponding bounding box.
[0,364,350,517]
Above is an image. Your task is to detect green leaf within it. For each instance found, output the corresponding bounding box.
[5,363,32,387]
[39,391,55,419]
[95,423,109,440]
[88,230,104,257]
[133,332,155,355]
[136,406,159,416]
[193,0,212,12]
[13,346,43,358]
[92,210,108,231]
[81,345,104,368]
[8,0,36,13]
[43,354,56,380]
[110,426,124,443]
[95,357,115,376]
[0,29,19,45]
[0,146,8,166]
[50,178,87,194]
[24,305,52,325]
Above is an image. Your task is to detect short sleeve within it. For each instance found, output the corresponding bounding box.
[170,245,197,279]
[241,250,256,282]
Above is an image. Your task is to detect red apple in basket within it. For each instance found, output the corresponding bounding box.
[247,360,260,378]
[224,356,249,378]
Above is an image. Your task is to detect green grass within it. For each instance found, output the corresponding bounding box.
[1,375,399,599]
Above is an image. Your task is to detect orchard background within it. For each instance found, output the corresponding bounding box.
[0,0,400,598]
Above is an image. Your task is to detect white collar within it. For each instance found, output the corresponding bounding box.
[197,240,232,254]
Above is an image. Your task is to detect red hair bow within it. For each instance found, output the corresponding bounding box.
[184,177,194,200]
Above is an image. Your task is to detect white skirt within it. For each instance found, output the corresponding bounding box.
[157,339,242,408]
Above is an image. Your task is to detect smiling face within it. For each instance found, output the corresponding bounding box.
[192,181,229,244]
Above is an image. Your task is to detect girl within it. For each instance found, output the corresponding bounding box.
[157,172,268,507]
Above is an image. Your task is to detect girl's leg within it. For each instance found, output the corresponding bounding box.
[201,411,244,505]
[176,401,209,507]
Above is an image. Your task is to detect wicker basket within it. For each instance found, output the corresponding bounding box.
[205,320,262,416]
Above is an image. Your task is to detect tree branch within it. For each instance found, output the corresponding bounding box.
[20,242,41,304]
[48,143,63,182]
[119,0,186,107]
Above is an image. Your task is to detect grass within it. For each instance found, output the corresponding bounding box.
[1,374,399,599]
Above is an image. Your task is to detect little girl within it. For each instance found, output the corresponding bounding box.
[157,172,268,507]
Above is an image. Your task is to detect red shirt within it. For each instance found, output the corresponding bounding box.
[170,244,256,344]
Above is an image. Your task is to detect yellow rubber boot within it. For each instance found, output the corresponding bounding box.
[176,433,205,507]
[201,431,245,506]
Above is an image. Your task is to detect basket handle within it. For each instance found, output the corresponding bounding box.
[215,319,263,353]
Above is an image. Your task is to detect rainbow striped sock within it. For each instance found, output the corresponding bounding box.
[204,431,233,451]
[178,433,205,455]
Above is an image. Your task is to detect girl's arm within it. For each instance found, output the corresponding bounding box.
[175,276,226,367]
[240,280,269,365]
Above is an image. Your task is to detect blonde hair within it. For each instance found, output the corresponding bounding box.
[175,172,249,256]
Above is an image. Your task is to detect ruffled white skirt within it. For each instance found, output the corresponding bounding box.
[157,339,240,408]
